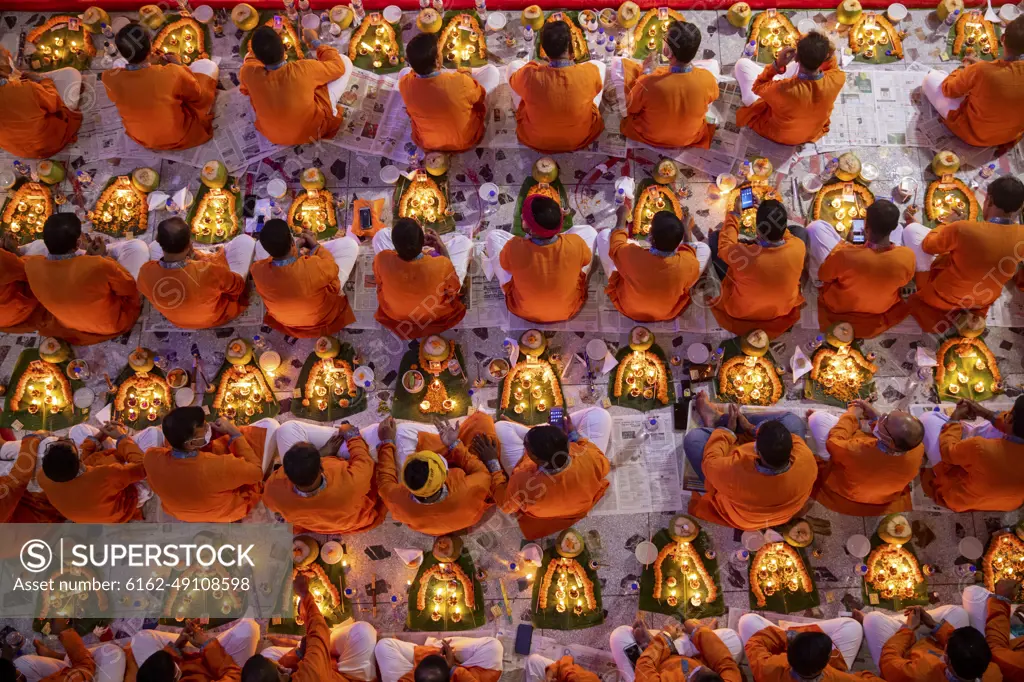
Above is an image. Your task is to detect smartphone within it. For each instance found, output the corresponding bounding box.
[358,207,372,232]
[850,219,866,244]
[623,643,643,668]
[740,186,755,210]
[254,215,266,235]
[673,380,693,431]
[548,406,565,429]
[514,624,534,656]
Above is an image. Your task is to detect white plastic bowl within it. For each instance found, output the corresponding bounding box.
[886,2,908,22]
[801,174,824,193]
[1000,3,1021,22]
[383,5,403,23]
[192,5,215,23]
[301,13,322,30]
[486,12,508,30]
[380,166,402,184]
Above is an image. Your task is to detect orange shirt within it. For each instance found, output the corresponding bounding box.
[143,433,264,522]
[0,76,82,158]
[291,593,350,682]
[38,434,145,523]
[263,435,385,535]
[747,626,882,682]
[545,656,601,682]
[711,213,805,338]
[880,622,1002,682]
[636,628,742,682]
[160,639,241,682]
[921,421,1024,512]
[376,412,503,536]
[399,70,487,152]
[251,247,354,338]
[817,242,914,338]
[689,429,816,531]
[23,253,141,345]
[941,60,1024,147]
[620,60,719,149]
[605,229,701,321]
[986,595,1024,680]
[510,61,603,152]
[399,646,501,682]
[373,250,466,338]
[138,252,248,329]
[494,438,610,540]
[40,631,95,682]
[499,234,592,323]
[814,410,923,516]
[239,45,345,146]
[4,436,65,523]
[0,249,44,332]
[102,63,217,150]
[736,57,845,145]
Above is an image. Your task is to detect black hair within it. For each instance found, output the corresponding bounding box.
[988,175,1024,213]
[42,213,82,255]
[755,199,788,242]
[404,459,430,491]
[796,32,832,71]
[1005,15,1024,54]
[156,217,192,255]
[529,196,563,233]
[691,671,724,682]
[406,32,439,76]
[541,21,571,60]
[947,627,992,680]
[283,443,322,488]
[251,25,285,65]
[115,22,151,64]
[42,442,80,483]
[393,218,425,261]
[241,654,281,682]
[1012,395,1024,440]
[258,219,294,259]
[137,650,179,682]
[161,406,207,451]
[755,420,793,470]
[787,631,833,678]
[651,212,685,253]
[414,654,450,682]
[0,659,20,682]
[665,21,701,63]
[865,199,900,241]
[524,424,570,468]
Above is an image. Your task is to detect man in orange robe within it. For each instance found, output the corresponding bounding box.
[372,219,472,338]
[375,413,503,536]
[709,199,806,339]
[38,421,153,523]
[734,33,845,145]
[103,22,219,151]
[610,619,743,682]
[508,21,604,152]
[143,408,280,523]
[134,620,258,682]
[251,220,358,338]
[0,433,64,523]
[264,421,385,535]
[740,615,881,682]
[240,26,350,146]
[374,636,502,682]
[597,206,710,321]
[919,396,1024,512]
[487,407,612,540]
[808,400,924,516]
[23,214,148,345]
[399,33,498,152]
[139,217,254,330]
[525,654,599,682]
[620,21,720,149]
[922,17,1024,148]
[686,392,815,531]
[905,176,1024,333]
[10,618,127,682]
[808,200,915,338]
[485,196,598,324]
[0,47,82,158]
[0,234,50,333]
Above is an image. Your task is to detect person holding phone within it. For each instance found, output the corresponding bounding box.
[807,199,916,338]
[373,634,502,682]
[609,618,743,682]
[620,21,720,150]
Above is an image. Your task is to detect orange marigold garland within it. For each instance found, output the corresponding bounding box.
[415,561,476,613]
[632,184,683,239]
[614,350,670,404]
[538,557,598,616]
[749,543,814,608]
[925,177,980,225]
[500,359,564,417]
[865,544,924,601]
[935,336,1002,401]
[849,12,904,60]
[718,355,783,406]
[212,365,274,419]
[809,345,877,404]
[652,541,717,606]
[983,533,1024,592]
[952,10,999,59]
[40,564,109,618]
[291,563,343,625]
[10,361,73,413]
[304,358,358,412]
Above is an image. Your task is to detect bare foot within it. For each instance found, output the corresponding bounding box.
[694,391,725,427]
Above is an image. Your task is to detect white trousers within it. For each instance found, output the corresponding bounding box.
[71,422,159,506]
[737,613,863,671]
[595,229,711,277]
[526,654,554,682]
[923,69,963,119]
[260,620,378,681]
[484,225,598,285]
[24,238,150,280]
[733,58,800,107]
[42,66,83,110]
[15,642,126,682]
[493,406,612,473]
[862,605,968,667]
[326,55,356,116]
[255,236,360,290]
[189,58,219,81]
[608,624,744,682]
[397,64,501,95]
[373,636,503,682]
[274,420,381,462]
[807,411,841,457]
[506,59,608,109]
[372,228,474,285]
[131,618,260,668]
[962,584,999,634]
[247,417,281,472]
[150,234,256,279]
[920,411,949,467]
[807,220,909,284]
[900,222,936,273]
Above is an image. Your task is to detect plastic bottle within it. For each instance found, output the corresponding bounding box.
[806,334,825,352]
[522,25,534,44]
[595,26,606,45]
[945,8,960,25]
[742,39,757,59]
[100,22,114,38]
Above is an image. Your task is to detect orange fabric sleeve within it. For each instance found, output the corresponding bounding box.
[201,436,263,491]
[817,246,844,284]
[625,73,648,115]
[938,422,973,466]
[207,254,248,299]
[941,64,980,99]
[608,228,632,265]
[933,621,956,648]
[699,429,740,482]
[79,436,101,459]
[635,633,672,682]
[100,258,139,298]
[297,592,334,677]
[311,247,342,294]
[344,436,376,489]
[550,655,600,682]
[0,437,39,522]
[751,62,784,101]
[878,626,920,682]
[58,630,96,679]
[32,78,64,114]
[115,435,146,465]
[452,667,483,682]
[716,213,743,267]
[986,596,1024,679]
[824,410,861,455]
[173,66,208,107]
[744,626,789,681]
[201,639,242,682]
[304,45,346,86]
[446,442,501,500]
[692,627,743,682]
[921,222,959,256]
[375,442,401,499]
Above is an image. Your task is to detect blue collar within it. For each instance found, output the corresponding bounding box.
[47,253,77,261]
[798,70,824,81]
[670,64,693,74]
[989,216,1013,225]
[757,237,786,248]
[413,252,425,260]
[650,246,675,257]
[754,457,791,476]
[125,62,149,71]
[417,71,441,78]
[272,255,298,267]
[265,60,287,72]
[529,235,559,246]
[549,59,575,68]
[171,449,198,460]
[294,476,327,498]
[1004,432,1024,445]
[159,259,189,269]
[0,78,8,86]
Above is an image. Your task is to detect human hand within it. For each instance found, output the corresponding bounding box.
[996,578,1020,601]
[726,403,739,432]
[49,619,72,636]
[949,400,973,422]
[433,416,458,448]
[293,572,310,599]
[773,46,797,70]
[212,416,242,439]
[561,410,575,436]
[377,416,396,443]
[187,622,211,648]
[174,628,191,649]
[662,623,684,640]
[299,230,318,251]
[682,619,701,635]
[319,431,346,458]
[850,399,879,421]
[162,52,182,65]
[614,203,629,230]
[98,421,127,441]
[84,234,108,257]
[471,434,499,464]
[631,618,651,648]
[440,639,457,668]
[963,54,980,66]
[423,227,443,250]
[918,608,937,630]
[736,410,755,437]
[903,606,923,630]
[1,233,21,255]
[302,28,319,45]
[851,609,865,625]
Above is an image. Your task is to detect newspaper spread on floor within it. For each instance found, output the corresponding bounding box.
[592,409,683,515]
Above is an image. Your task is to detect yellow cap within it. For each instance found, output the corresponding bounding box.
[402,450,448,498]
